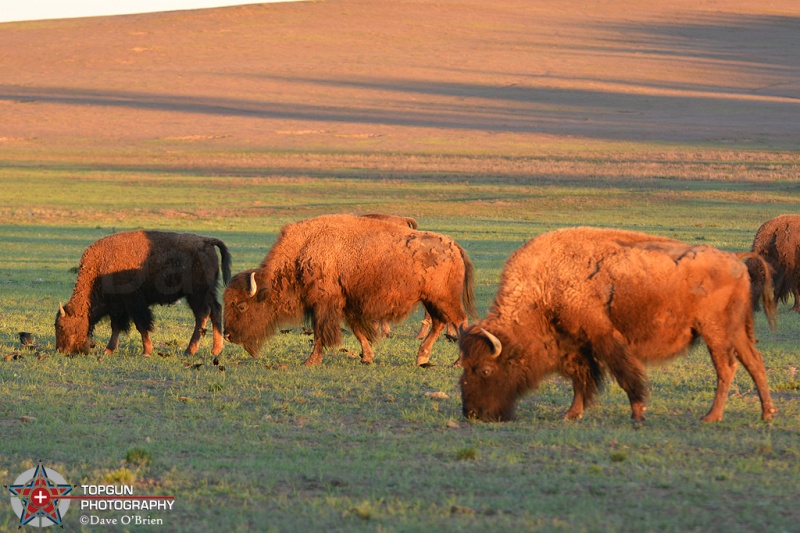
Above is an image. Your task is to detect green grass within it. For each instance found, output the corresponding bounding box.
[1,149,800,531]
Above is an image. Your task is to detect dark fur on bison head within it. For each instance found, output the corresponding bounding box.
[459,326,526,422]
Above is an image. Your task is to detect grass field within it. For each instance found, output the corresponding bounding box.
[2,151,800,532]
[2,0,800,530]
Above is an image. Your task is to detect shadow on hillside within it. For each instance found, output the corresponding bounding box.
[0,13,798,143]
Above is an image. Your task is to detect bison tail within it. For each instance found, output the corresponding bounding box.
[209,238,233,286]
[458,244,478,319]
[739,252,777,332]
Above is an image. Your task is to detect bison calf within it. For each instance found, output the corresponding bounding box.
[459,227,776,423]
[223,214,476,366]
[56,230,231,357]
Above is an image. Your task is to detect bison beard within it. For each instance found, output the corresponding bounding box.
[222,214,476,366]
[459,227,777,423]
[55,231,231,357]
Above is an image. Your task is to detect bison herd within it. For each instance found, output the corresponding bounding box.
[54,213,800,424]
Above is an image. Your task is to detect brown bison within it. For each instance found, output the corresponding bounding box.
[459,227,776,423]
[359,214,458,341]
[748,214,800,312]
[55,230,231,357]
[223,214,476,365]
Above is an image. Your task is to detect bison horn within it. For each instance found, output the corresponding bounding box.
[247,271,258,297]
[479,328,502,358]
[59,302,66,318]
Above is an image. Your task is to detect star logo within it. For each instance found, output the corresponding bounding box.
[6,462,73,528]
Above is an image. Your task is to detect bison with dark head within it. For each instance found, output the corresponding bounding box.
[223,214,476,365]
[56,230,231,357]
[459,227,776,423]
[747,214,800,312]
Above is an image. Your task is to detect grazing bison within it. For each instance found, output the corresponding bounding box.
[359,214,458,341]
[56,231,231,357]
[223,214,476,365]
[748,214,800,312]
[459,227,776,423]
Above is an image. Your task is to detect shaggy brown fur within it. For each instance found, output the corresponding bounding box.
[748,214,800,312]
[459,227,776,423]
[223,214,476,365]
[359,213,459,342]
[360,213,418,229]
[55,231,231,357]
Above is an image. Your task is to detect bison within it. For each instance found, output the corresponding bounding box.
[223,214,476,365]
[359,214,458,341]
[55,230,231,357]
[459,227,776,423]
[748,214,800,312]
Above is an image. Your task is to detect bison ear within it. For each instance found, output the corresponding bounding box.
[479,328,503,358]
[255,288,269,303]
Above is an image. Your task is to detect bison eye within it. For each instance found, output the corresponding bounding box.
[480,366,493,378]
[237,303,248,312]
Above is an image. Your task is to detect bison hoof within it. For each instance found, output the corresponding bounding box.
[303,356,322,366]
[563,411,583,421]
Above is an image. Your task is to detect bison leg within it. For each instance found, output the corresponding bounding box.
[303,299,345,366]
[104,312,130,355]
[127,299,154,357]
[588,330,648,420]
[184,314,209,357]
[185,295,224,356]
[303,338,325,366]
[105,326,121,355]
[560,351,602,421]
[731,331,776,421]
[417,319,446,366]
[792,287,800,312]
[137,326,153,357]
[562,388,586,421]
[209,299,224,355]
[352,329,376,365]
[701,337,739,422]
[415,313,432,340]
[445,322,459,341]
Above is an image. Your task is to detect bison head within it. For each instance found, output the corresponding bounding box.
[223,270,269,357]
[458,325,523,422]
[54,303,94,354]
